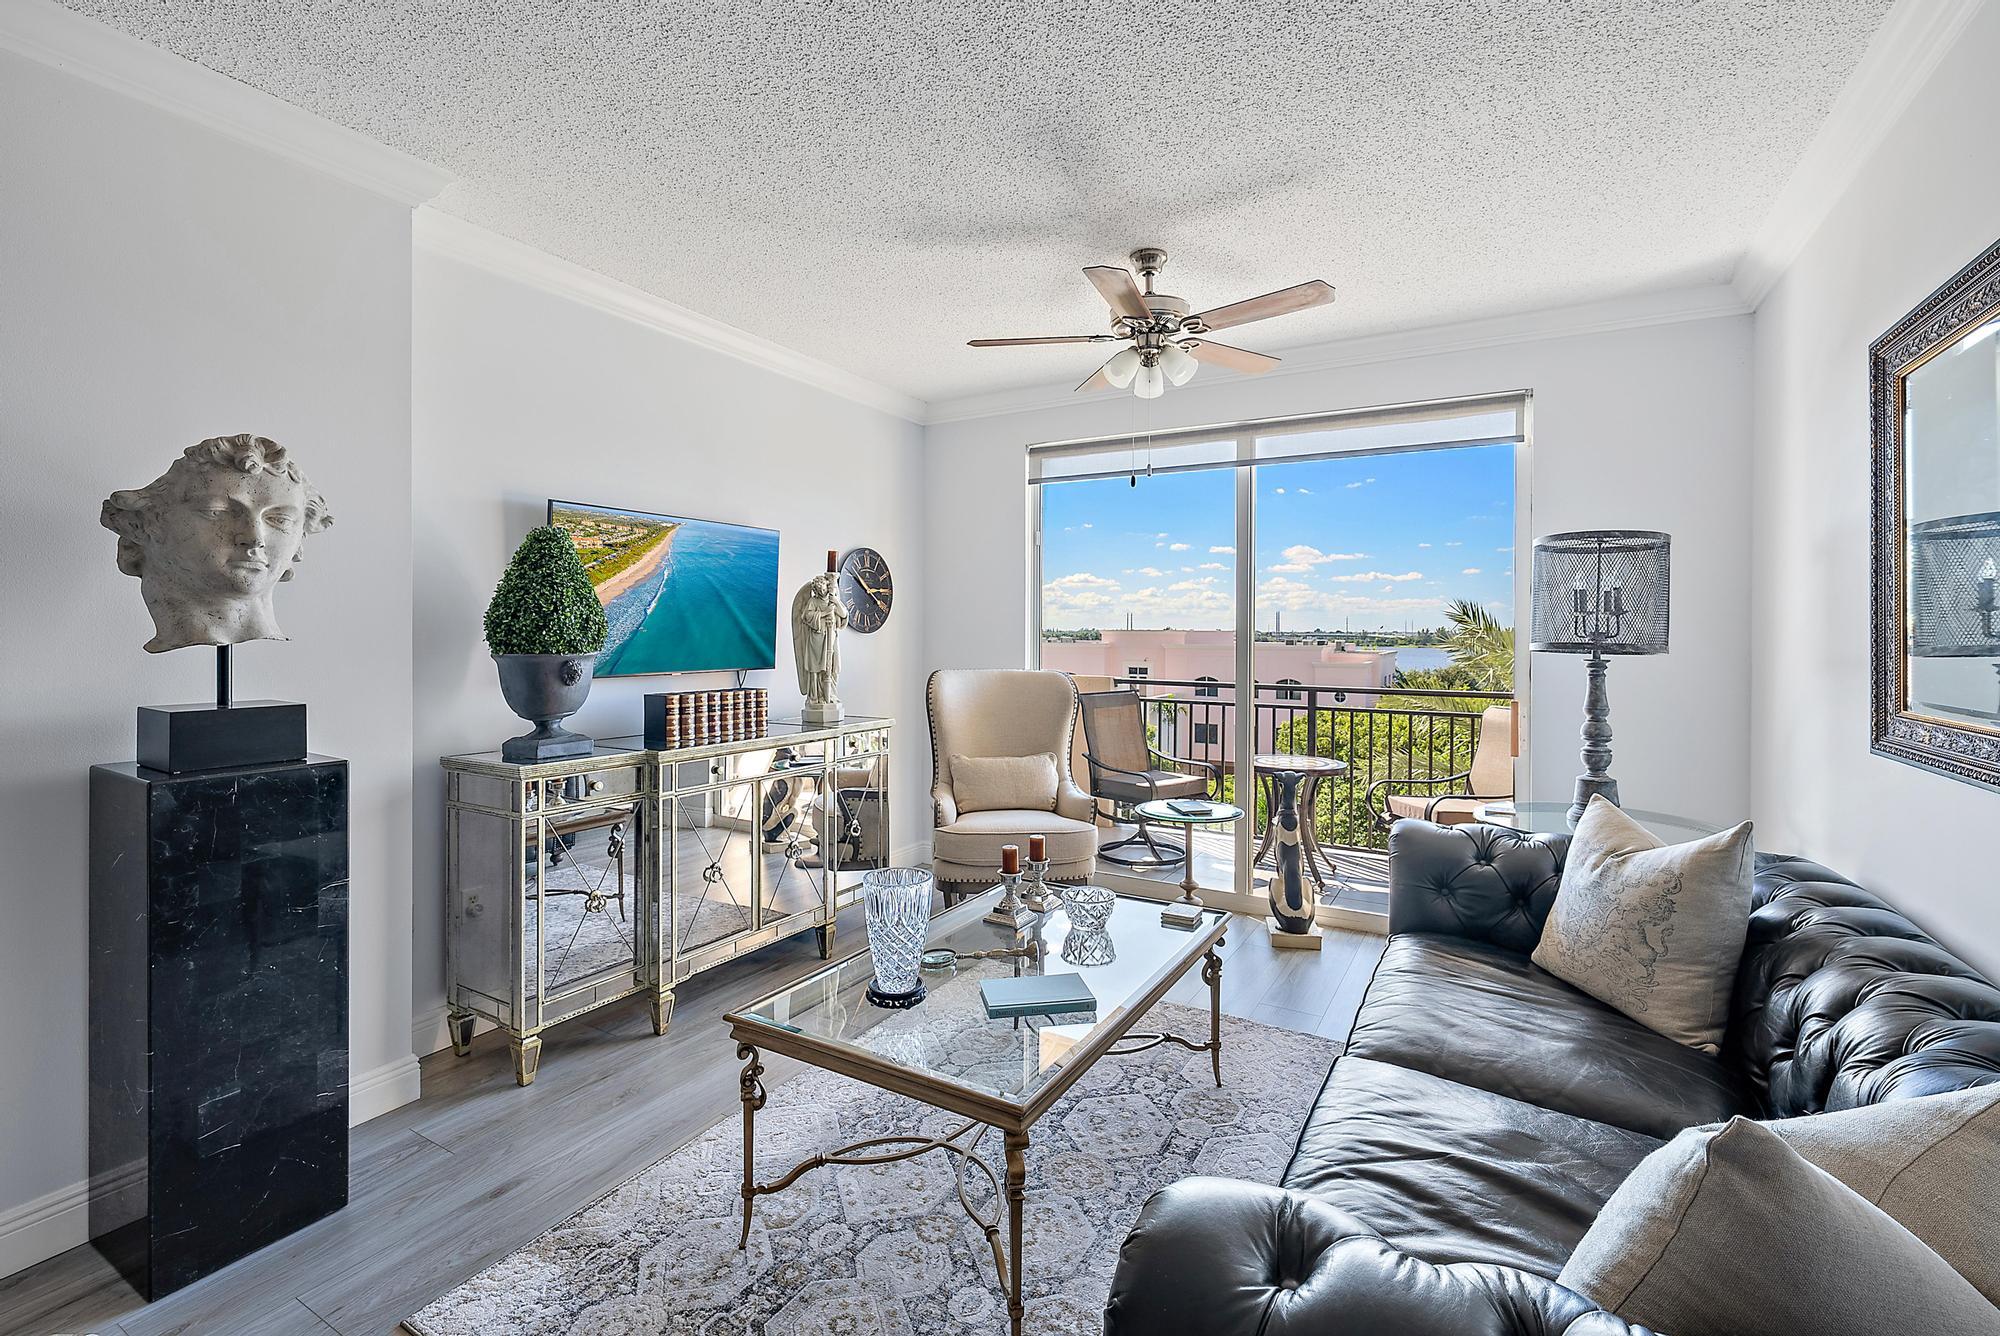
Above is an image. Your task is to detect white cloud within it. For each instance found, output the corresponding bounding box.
[1326,570,1424,583]
[1417,542,1432,549]
[1281,544,1368,566]
[1274,487,1286,494]
[1155,532,1169,540]
[1297,487,1312,494]
[1209,545,1234,555]
[1081,522,1093,529]
[1344,477,1379,490]
[1445,540,1463,547]
[1168,542,1191,551]
[1495,546,1511,553]
[1461,567,1482,575]
[1131,565,1167,577]
[1198,562,1226,570]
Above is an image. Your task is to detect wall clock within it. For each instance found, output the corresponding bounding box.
[838,548,892,633]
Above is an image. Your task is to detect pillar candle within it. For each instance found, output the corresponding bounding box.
[826,548,838,572]
[1028,834,1047,862]
[999,844,1020,876]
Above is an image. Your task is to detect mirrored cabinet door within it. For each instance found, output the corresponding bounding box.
[829,749,890,907]
[526,797,643,1025]
[669,784,759,953]
[758,770,829,926]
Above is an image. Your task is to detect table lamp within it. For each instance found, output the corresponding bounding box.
[1530,530,1671,824]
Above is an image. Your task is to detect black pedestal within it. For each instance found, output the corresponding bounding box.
[136,700,307,774]
[89,755,349,1299]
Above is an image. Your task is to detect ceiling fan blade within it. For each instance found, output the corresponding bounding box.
[1189,280,1334,332]
[967,335,1114,346]
[1185,340,1282,374]
[1083,265,1153,323]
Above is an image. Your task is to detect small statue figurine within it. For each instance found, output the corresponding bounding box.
[100,434,332,653]
[791,567,848,725]
[1269,770,1314,934]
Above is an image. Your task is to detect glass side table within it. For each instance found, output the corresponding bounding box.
[1475,800,1719,844]
[1133,798,1243,925]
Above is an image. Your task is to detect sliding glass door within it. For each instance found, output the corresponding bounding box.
[1033,396,1527,915]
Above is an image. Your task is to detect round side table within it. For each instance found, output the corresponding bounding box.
[1250,754,1347,888]
[1132,799,1244,909]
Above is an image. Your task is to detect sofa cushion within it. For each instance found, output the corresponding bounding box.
[1282,1056,1662,1278]
[1559,1117,1999,1336]
[1347,934,1746,1139]
[1532,798,1755,1053]
[932,809,1096,869]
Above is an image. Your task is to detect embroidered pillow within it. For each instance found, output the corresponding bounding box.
[1531,796,1753,1052]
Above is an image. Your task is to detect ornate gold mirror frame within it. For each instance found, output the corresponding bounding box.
[1870,235,2000,787]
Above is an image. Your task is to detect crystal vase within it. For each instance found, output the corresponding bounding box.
[863,867,933,1007]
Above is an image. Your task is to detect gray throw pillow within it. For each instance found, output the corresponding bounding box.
[1764,1084,2000,1305]
[950,753,1058,814]
[1531,797,1753,1052]
[1559,1117,1999,1335]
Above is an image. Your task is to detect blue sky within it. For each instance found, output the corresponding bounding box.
[1041,443,1515,632]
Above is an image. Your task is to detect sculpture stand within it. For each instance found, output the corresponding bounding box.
[801,699,843,726]
[137,646,306,774]
[1568,650,1621,826]
[1267,918,1323,950]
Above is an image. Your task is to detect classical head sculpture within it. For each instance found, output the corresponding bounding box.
[101,434,333,653]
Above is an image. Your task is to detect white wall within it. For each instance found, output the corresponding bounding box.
[923,308,1755,828]
[0,52,418,1272]
[410,244,929,1053]
[1749,1,2000,978]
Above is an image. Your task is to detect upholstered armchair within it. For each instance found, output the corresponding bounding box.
[1366,703,1514,827]
[926,669,1098,900]
[1077,688,1219,867]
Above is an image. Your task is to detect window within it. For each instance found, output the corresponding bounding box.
[1125,665,1149,681]
[1193,722,1221,746]
[1275,678,1303,701]
[1195,676,1220,697]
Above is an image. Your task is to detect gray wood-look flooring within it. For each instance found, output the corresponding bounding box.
[1,906,1384,1336]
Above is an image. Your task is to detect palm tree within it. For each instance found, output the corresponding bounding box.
[1439,598,1514,691]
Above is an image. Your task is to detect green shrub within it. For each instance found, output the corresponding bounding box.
[483,525,609,656]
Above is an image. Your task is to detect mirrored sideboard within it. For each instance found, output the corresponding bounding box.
[441,716,892,1084]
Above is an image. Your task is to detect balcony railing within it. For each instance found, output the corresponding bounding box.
[1111,675,1512,852]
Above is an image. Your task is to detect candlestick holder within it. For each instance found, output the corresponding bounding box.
[983,868,1035,930]
[1020,858,1054,912]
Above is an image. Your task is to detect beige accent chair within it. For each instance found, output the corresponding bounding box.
[927,669,1097,899]
[1367,703,1515,827]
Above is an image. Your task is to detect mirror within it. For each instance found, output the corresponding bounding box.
[1872,236,2000,786]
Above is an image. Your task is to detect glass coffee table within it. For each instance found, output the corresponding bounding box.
[1475,800,1719,844]
[724,887,1229,1336]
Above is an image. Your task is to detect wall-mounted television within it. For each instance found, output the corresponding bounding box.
[549,499,780,676]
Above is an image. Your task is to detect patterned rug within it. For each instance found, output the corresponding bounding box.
[407,1004,1339,1335]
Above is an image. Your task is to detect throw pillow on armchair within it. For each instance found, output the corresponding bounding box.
[949,752,1059,813]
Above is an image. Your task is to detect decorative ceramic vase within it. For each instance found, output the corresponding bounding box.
[1269,771,1314,933]
[494,652,597,763]
[863,867,933,1007]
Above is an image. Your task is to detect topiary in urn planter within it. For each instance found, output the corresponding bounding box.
[484,525,609,763]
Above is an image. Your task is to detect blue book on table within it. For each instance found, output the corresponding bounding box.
[980,972,1097,1020]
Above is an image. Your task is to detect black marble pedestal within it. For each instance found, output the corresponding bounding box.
[89,755,349,1299]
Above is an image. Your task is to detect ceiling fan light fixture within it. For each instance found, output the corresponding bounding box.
[1103,346,1142,389]
[1133,356,1165,399]
[1160,342,1199,386]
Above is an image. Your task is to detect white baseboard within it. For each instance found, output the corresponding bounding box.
[351,1053,423,1125]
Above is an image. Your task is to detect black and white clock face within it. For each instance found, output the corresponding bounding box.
[838,548,893,633]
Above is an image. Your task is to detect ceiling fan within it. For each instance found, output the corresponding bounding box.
[968,247,1334,398]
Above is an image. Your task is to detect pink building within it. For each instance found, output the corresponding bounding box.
[1042,630,1398,762]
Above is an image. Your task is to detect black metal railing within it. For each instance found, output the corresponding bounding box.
[1111,676,1512,852]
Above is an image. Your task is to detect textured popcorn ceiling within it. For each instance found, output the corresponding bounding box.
[62,1,1894,404]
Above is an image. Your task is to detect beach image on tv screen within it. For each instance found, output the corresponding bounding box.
[551,501,780,675]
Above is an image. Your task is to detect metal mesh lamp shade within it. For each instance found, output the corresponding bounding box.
[1909,512,2000,657]
[1529,530,1671,824]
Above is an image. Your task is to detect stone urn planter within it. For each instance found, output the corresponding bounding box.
[495,652,597,762]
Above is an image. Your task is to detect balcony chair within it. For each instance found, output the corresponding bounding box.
[1078,688,1221,868]
[926,669,1098,902]
[1364,702,1513,827]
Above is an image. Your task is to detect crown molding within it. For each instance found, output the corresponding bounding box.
[1732,0,1983,309]
[922,283,1750,426]
[415,209,927,424]
[0,0,453,204]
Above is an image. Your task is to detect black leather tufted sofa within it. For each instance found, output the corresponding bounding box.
[1106,821,2000,1335]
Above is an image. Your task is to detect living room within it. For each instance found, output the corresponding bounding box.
[2,1,1997,1333]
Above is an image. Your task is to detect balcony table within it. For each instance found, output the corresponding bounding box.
[1249,752,1347,888]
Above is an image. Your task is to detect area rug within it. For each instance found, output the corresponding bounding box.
[407,1004,1339,1335]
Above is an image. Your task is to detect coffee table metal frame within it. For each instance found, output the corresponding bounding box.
[724,890,1228,1336]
